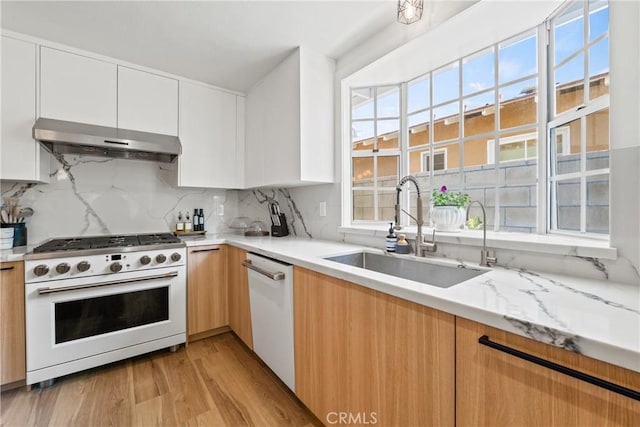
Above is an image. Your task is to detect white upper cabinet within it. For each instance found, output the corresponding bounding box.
[40,47,117,127]
[245,47,335,188]
[178,81,242,189]
[1,36,49,182]
[235,96,246,188]
[117,66,178,136]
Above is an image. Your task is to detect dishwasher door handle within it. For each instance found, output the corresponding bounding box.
[242,259,285,281]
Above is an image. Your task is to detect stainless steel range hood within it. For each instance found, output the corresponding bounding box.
[33,118,181,163]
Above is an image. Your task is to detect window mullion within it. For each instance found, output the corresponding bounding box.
[457,60,464,192]
[538,22,550,234]
[493,42,500,232]
[583,0,590,104]
[580,116,587,232]
[400,81,409,227]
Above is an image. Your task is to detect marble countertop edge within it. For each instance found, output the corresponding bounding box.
[186,234,639,373]
[4,234,638,373]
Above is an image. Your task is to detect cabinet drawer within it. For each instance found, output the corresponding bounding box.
[456,317,640,426]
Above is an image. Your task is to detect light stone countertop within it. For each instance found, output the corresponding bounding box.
[4,234,638,372]
[0,245,32,262]
[184,233,640,373]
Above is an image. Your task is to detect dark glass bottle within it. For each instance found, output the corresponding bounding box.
[199,209,205,232]
[193,209,200,231]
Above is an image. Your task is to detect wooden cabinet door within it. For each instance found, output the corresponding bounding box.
[456,317,640,426]
[117,66,178,136]
[187,245,227,338]
[178,81,239,189]
[227,245,252,349]
[294,266,455,427]
[40,47,117,127]
[1,262,26,387]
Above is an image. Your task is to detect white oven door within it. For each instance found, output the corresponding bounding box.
[26,266,186,375]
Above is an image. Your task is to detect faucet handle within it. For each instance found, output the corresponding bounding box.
[420,229,437,253]
[481,250,497,267]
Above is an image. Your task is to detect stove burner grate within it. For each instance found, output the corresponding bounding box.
[33,233,182,254]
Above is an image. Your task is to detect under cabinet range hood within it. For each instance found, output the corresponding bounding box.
[33,118,181,163]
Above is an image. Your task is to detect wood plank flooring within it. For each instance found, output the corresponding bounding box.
[0,333,322,427]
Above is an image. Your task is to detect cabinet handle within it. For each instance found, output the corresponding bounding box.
[0,266,15,271]
[478,335,640,401]
[104,140,129,146]
[191,248,220,253]
[241,259,285,281]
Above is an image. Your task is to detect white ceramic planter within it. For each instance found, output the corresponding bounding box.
[431,206,466,232]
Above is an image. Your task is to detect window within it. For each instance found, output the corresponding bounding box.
[421,149,447,172]
[347,0,609,237]
[487,132,538,164]
[549,0,610,235]
[351,86,401,222]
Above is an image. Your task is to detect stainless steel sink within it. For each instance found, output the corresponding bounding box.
[324,251,487,288]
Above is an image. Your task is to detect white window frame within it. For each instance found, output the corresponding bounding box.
[421,148,447,172]
[547,0,610,238]
[344,0,609,239]
[350,85,402,224]
[486,132,538,164]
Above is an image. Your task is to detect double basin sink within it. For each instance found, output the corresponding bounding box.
[324,251,487,288]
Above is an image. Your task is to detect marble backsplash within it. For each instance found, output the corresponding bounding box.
[0,154,239,245]
[2,154,637,286]
[237,189,313,239]
[238,183,640,286]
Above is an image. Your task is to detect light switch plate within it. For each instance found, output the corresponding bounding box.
[319,201,327,217]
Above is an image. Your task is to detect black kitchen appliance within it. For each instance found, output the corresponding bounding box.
[269,201,289,237]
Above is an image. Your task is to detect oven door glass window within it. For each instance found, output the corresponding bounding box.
[54,287,169,344]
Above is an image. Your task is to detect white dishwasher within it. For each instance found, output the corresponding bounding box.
[243,252,295,391]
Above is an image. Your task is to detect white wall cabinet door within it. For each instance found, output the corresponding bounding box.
[1,36,49,182]
[40,47,117,127]
[245,47,334,188]
[179,82,239,188]
[245,79,266,187]
[235,96,246,188]
[117,66,178,136]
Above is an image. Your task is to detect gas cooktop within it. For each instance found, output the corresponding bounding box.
[32,233,183,254]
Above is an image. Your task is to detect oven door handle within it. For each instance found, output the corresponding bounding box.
[37,271,180,295]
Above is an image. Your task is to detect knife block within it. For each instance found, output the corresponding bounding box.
[270,214,289,237]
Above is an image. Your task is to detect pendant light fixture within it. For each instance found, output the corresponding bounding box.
[397,0,424,25]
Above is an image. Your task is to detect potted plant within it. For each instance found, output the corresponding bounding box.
[431,186,469,232]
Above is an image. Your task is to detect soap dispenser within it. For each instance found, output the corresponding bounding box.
[386,222,397,252]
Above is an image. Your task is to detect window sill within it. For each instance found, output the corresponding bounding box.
[338,225,617,260]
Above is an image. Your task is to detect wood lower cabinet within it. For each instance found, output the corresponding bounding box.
[227,245,253,349]
[456,317,640,426]
[1,261,26,388]
[294,266,455,427]
[187,245,227,339]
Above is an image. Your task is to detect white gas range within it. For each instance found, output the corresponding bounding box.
[24,233,186,387]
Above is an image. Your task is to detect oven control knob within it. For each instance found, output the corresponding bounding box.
[140,255,151,265]
[110,262,123,273]
[33,264,49,277]
[77,261,91,272]
[171,253,181,262]
[56,263,71,274]
[156,254,167,263]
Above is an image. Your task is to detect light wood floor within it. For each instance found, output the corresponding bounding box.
[0,333,322,427]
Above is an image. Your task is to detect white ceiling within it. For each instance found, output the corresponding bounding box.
[1,1,399,92]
